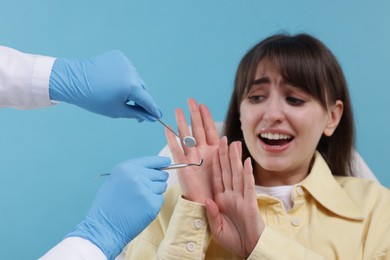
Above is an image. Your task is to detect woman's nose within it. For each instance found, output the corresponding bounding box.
[263,97,285,123]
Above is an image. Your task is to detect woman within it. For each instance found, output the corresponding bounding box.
[125,33,390,259]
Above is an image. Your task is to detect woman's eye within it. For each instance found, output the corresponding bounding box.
[248,95,265,103]
[286,96,305,106]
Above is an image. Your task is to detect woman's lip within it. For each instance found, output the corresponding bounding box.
[258,136,292,153]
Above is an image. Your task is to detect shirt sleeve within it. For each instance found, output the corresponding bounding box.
[156,197,212,259]
[39,237,106,260]
[247,227,325,260]
[0,46,56,109]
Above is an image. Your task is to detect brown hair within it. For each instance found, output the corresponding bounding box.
[224,33,355,176]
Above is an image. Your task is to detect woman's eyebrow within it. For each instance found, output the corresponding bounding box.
[252,77,269,85]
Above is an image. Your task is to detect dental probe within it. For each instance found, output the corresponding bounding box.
[93,159,204,181]
[160,159,203,170]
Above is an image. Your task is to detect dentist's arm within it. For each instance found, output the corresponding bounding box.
[40,156,171,260]
[1,46,161,121]
[0,46,55,108]
[49,50,162,121]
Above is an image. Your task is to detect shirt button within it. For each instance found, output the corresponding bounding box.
[194,219,203,229]
[186,242,196,252]
[296,186,304,196]
[291,217,301,226]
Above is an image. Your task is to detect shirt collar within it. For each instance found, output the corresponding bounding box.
[300,151,366,221]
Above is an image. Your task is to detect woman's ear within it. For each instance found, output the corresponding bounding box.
[323,100,343,137]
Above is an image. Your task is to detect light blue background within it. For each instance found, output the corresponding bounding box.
[0,0,389,258]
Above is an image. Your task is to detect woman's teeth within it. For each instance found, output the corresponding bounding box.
[260,133,292,140]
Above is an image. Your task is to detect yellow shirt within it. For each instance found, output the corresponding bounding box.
[125,152,390,259]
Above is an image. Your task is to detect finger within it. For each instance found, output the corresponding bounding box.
[145,179,168,195]
[165,127,186,164]
[175,108,193,155]
[205,198,223,238]
[243,157,256,201]
[116,103,156,121]
[199,104,219,145]
[219,136,233,191]
[237,141,242,160]
[128,156,171,169]
[188,98,207,145]
[230,142,244,194]
[211,149,224,194]
[142,169,169,182]
[126,86,162,118]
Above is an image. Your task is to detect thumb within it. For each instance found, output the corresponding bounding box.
[120,103,158,121]
[205,198,222,236]
[126,86,162,119]
[128,156,171,169]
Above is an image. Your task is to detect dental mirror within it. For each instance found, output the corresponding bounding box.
[156,118,196,148]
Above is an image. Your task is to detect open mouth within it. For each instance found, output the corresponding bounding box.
[259,132,294,146]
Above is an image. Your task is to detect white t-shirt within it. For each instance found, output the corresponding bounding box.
[256,185,294,211]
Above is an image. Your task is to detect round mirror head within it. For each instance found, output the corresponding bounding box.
[183,136,196,147]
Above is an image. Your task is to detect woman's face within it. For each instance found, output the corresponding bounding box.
[239,60,342,186]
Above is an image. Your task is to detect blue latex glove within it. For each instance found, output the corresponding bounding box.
[65,156,171,259]
[49,50,162,121]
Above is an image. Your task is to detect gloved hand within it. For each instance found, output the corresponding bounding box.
[65,156,171,260]
[49,50,162,121]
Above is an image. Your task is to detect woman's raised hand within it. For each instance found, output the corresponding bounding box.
[205,137,264,258]
[166,98,220,203]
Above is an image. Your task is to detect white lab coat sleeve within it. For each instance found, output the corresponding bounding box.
[0,46,56,109]
[39,237,106,260]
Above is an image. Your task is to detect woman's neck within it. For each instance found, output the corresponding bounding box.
[253,158,314,187]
